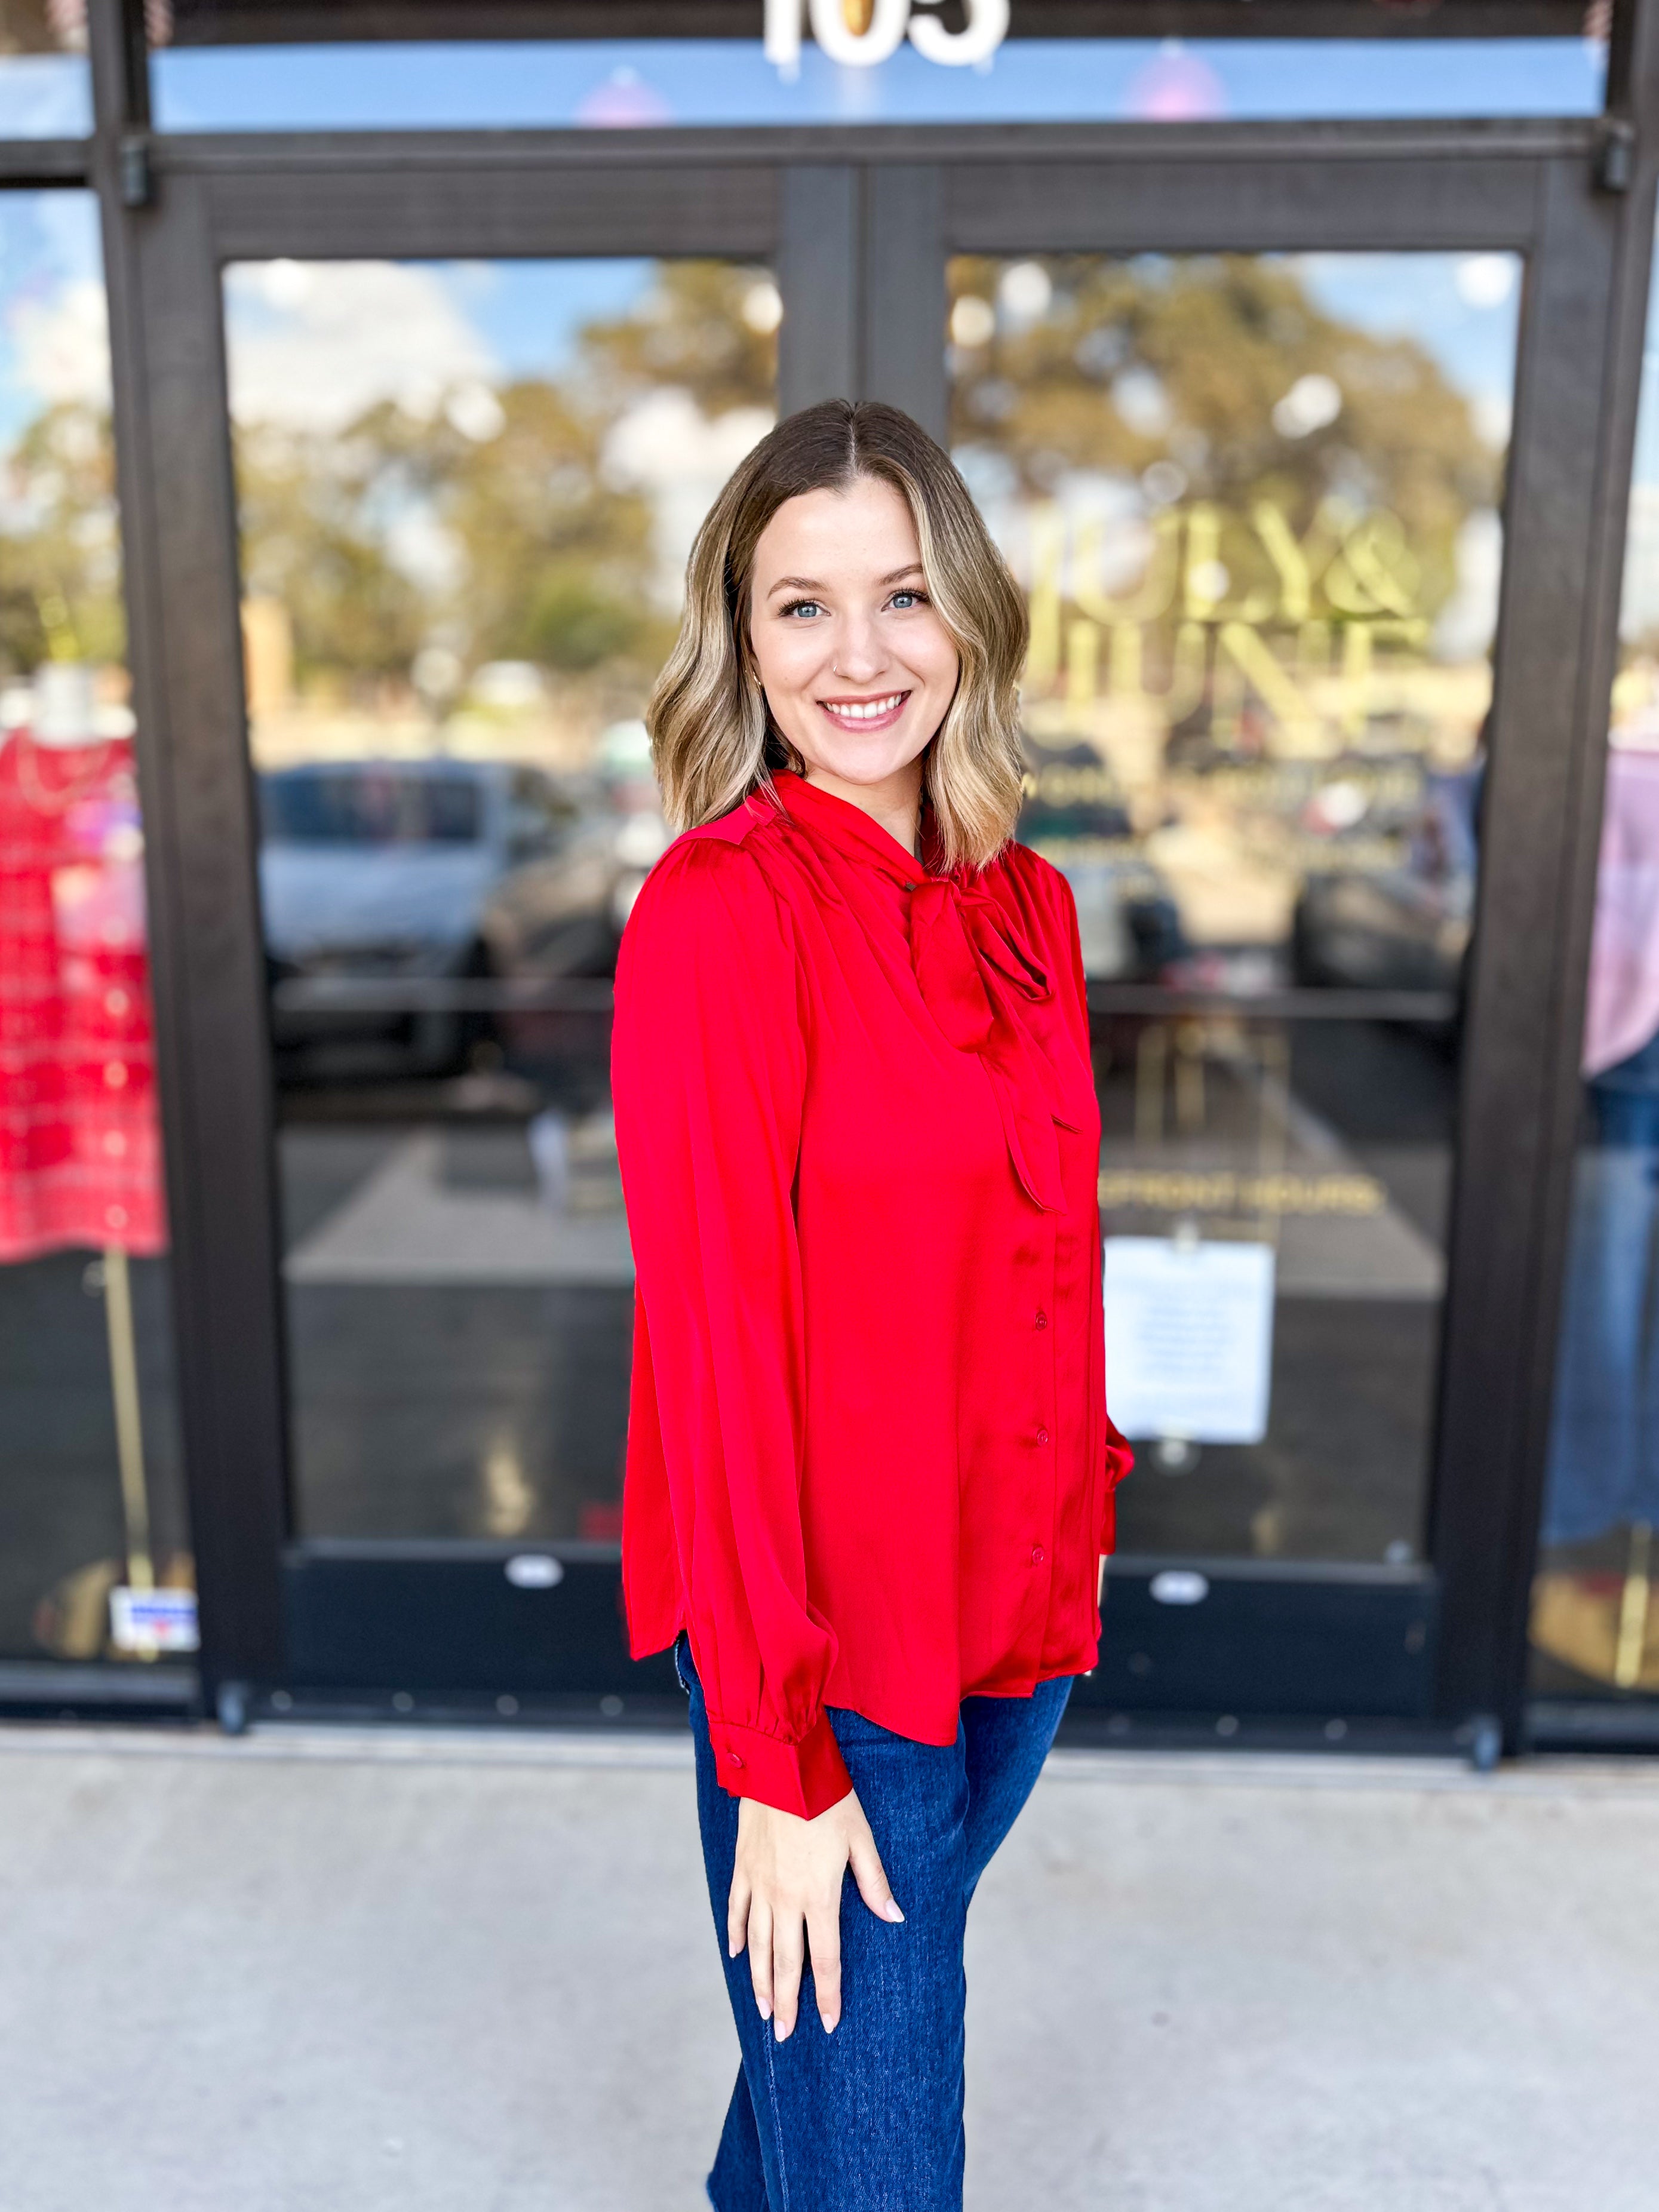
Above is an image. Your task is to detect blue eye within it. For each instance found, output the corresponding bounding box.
[782,599,822,619]
[890,589,927,610]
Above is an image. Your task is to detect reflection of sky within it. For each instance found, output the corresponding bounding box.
[0,193,106,448]
[153,36,1603,133]
[443,262,653,378]
[1294,253,1521,428]
[220,258,667,434]
[217,251,1515,419]
[1620,237,1659,641]
[0,55,90,137]
[0,216,1523,479]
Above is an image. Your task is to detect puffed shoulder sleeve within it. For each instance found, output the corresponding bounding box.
[612,837,852,1820]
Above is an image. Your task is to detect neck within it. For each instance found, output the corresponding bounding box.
[800,755,924,862]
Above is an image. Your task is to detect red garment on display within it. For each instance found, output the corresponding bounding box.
[612,770,1130,1820]
[0,729,166,1262]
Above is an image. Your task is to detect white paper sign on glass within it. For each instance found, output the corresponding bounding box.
[1104,1237,1276,1445]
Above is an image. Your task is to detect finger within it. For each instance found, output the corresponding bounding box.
[772,1908,805,2042]
[727,1869,751,1961]
[747,1899,774,2023]
[806,1901,843,2033]
[848,1830,905,1925]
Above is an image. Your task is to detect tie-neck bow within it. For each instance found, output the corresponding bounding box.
[907,870,1086,1213]
[765,775,1089,1214]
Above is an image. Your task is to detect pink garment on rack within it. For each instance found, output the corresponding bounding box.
[1584,744,1659,1078]
[0,727,167,1261]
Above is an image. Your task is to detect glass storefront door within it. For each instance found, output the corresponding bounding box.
[952,250,1517,1563]
[218,250,778,1697]
[226,254,776,1546]
[112,131,1623,1737]
[943,247,1520,1721]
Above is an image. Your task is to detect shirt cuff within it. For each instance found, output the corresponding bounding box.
[705,1708,853,1820]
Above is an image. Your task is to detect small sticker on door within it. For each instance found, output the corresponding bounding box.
[109,1586,200,1653]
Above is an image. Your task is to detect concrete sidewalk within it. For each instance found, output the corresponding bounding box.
[0,1725,1654,2212]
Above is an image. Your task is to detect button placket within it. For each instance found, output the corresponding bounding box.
[1028,1222,1060,1595]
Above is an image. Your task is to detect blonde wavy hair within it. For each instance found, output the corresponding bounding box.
[647,399,1029,873]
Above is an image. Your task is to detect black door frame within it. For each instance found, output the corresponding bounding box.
[73,0,1659,1743]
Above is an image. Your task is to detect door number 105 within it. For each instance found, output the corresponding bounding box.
[764,0,1010,73]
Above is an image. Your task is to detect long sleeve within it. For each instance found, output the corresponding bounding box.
[612,836,853,1820]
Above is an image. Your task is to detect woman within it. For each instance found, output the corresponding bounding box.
[611,399,1130,2212]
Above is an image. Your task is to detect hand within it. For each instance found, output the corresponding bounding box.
[728,1788,904,2041]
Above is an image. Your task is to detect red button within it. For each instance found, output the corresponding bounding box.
[1031,1544,1046,1565]
[1035,1310,1047,1329]
[1036,1427,1050,1445]
[726,1750,745,1769]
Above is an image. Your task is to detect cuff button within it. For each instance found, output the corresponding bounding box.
[726,1750,745,1769]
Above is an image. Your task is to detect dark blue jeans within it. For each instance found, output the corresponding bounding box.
[674,1635,1073,2212]
[1544,1031,1659,1544]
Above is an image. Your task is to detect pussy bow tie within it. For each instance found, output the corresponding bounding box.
[908,874,1089,1214]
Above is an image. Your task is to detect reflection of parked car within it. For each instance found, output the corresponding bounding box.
[259,759,661,1074]
[1291,763,1480,996]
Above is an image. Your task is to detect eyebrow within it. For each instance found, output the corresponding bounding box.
[766,564,926,598]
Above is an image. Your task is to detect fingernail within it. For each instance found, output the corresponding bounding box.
[821,2014,837,2035]
[757,1997,771,2021]
[773,2019,789,2043]
[884,1900,906,1923]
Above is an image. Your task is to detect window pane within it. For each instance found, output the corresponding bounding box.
[950,250,1519,1566]
[225,256,777,1547]
[0,191,190,1671]
[152,34,1603,134]
[0,3,91,136]
[1532,212,1659,1707]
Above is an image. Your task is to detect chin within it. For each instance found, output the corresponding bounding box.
[803,729,930,786]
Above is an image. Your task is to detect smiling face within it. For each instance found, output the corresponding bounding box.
[747,475,961,792]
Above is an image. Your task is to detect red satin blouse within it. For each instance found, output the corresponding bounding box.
[612,769,1131,1818]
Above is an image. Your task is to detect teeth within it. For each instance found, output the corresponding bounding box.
[827,693,904,721]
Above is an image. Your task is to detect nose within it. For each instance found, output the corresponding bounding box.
[832,609,888,686]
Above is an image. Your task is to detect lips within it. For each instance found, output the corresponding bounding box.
[817,690,910,733]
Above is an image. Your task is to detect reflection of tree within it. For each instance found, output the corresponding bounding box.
[236,409,428,687]
[577,260,778,421]
[950,254,1497,626]
[444,382,662,675]
[232,259,776,705]
[0,401,125,676]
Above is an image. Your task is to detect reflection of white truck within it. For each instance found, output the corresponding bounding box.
[258,758,662,1074]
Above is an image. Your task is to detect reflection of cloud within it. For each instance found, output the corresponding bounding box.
[1472,390,1512,453]
[224,261,496,431]
[1457,255,1517,309]
[10,276,110,408]
[384,507,463,594]
[604,389,774,606]
[1619,484,1659,642]
[1433,508,1503,664]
